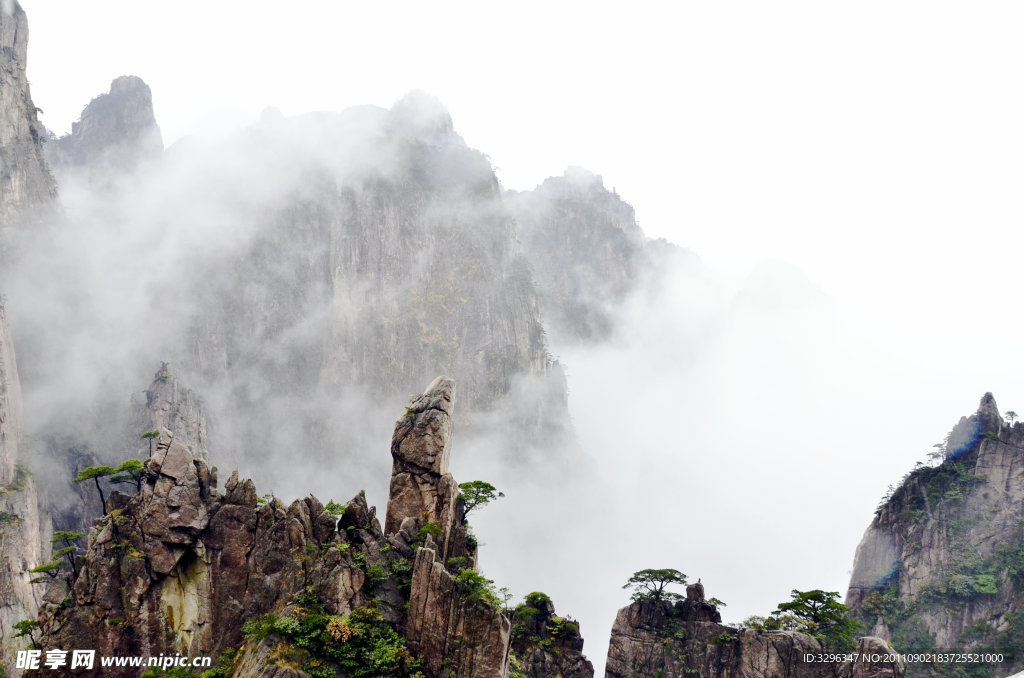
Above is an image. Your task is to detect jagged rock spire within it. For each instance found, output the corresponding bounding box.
[978,391,1002,429]
[384,376,461,557]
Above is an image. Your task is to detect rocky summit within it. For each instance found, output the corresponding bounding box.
[605,583,904,678]
[846,393,1024,676]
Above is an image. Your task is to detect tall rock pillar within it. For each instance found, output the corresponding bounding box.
[384,376,461,560]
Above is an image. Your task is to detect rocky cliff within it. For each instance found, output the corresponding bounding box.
[0,0,55,252]
[507,168,647,344]
[26,377,537,677]
[0,303,45,675]
[129,363,210,463]
[45,75,163,175]
[0,4,52,669]
[846,394,1024,676]
[605,584,904,678]
[24,81,574,488]
[509,592,594,678]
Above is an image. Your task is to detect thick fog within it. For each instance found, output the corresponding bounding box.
[12,3,1024,676]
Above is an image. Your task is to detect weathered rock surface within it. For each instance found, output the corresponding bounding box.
[846,394,1024,675]
[407,546,511,678]
[510,593,594,678]
[29,378,516,678]
[0,0,55,251]
[130,363,210,461]
[0,304,22,488]
[0,303,45,676]
[385,376,463,560]
[605,585,904,678]
[45,75,163,174]
[30,432,392,677]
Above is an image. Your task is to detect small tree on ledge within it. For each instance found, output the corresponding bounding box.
[623,568,688,603]
[458,480,504,522]
[141,430,159,457]
[110,459,146,493]
[74,465,115,513]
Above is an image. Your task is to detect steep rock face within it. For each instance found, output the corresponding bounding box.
[151,94,574,479]
[0,304,22,486]
[846,394,1024,675]
[507,168,647,343]
[407,546,511,678]
[605,585,904,678]
[45,75,163,174]
[129,363,210,461]
[0,0,55,249]
[389,376,510,677]
[31,431,390,677]
[384,376,462,562]
[509,594,594,678]
[0,303,45,675]
[31,378,514,678]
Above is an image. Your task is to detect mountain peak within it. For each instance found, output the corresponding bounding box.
[46,74,163,172]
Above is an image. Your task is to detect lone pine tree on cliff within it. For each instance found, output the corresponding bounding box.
[458,480,504,522]
[623,568,688,603]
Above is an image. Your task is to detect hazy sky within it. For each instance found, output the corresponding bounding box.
[16,1,1024,672]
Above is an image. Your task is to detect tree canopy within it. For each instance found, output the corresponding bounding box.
[458,480,504,521]
[74,464,116,512]
[771,589,860,650]
[110,459,146,492]
[622,568,688,603]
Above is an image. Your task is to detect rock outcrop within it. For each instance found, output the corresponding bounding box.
[509,592,594,678]
[605,584,904,678]
[28,378,518,677]
[846,394,1024,676]
[0,0,55,251]
[384,376,464,562]
[31,429,394,677]
[129,363,210,462]
[407,546,511,678]
[45,75,163,174]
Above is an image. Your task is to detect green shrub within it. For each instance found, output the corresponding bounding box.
[455,569,500,607]
[241,603,422,677]
[364,565,389,588]
[416,522,441,542]
[524,592,552,608]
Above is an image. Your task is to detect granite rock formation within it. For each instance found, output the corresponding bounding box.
[28,378,522,677]
[129,363,210,462]
[0,0,55,251]
[45,75,163,175]
[384,376,464,562]
[605,583,904,678]
[846,393,1024,676]
[0,303,45,675]
[509,592,594,678]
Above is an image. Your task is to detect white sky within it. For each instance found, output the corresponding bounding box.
[17,0,1024,670]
